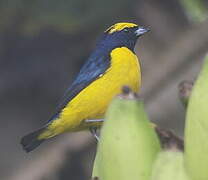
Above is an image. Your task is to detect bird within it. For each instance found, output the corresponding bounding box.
[20,22,149,152]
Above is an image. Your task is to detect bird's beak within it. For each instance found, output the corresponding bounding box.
[135,27,150,37]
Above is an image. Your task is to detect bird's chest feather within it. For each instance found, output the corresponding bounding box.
[106,47,141,90]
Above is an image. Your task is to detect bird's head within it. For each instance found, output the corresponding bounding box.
[97,22,149,51]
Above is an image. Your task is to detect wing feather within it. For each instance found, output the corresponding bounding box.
[49,53,110,121]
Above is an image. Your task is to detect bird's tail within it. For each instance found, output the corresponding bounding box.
[20,126,47,153]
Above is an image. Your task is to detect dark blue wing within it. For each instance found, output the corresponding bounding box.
[55,52,110,113]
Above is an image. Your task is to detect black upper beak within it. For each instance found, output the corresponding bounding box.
[135,27,150,37]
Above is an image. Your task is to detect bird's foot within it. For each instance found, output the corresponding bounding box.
[89,127,100,141]
[85,119,104,123]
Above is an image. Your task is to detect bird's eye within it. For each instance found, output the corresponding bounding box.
[123,28,129,33]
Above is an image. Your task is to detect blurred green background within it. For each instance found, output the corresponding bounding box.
[0,0,208,179]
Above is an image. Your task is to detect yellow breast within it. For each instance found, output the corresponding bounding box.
[46,47,141,136]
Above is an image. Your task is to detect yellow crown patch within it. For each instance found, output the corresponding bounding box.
[105,22,138,34]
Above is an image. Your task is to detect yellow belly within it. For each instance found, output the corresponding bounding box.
[39,47,141,139]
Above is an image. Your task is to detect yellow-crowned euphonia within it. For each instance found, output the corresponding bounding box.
[20,22,149,152]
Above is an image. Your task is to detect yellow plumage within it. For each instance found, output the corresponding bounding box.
[39,47,141,139]
[105,22,138,34]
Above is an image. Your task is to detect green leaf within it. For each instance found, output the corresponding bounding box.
[185,55,208,180]
[151,151,190,180]
[93,97,161,180]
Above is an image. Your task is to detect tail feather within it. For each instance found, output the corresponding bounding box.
[20,127,46,153]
